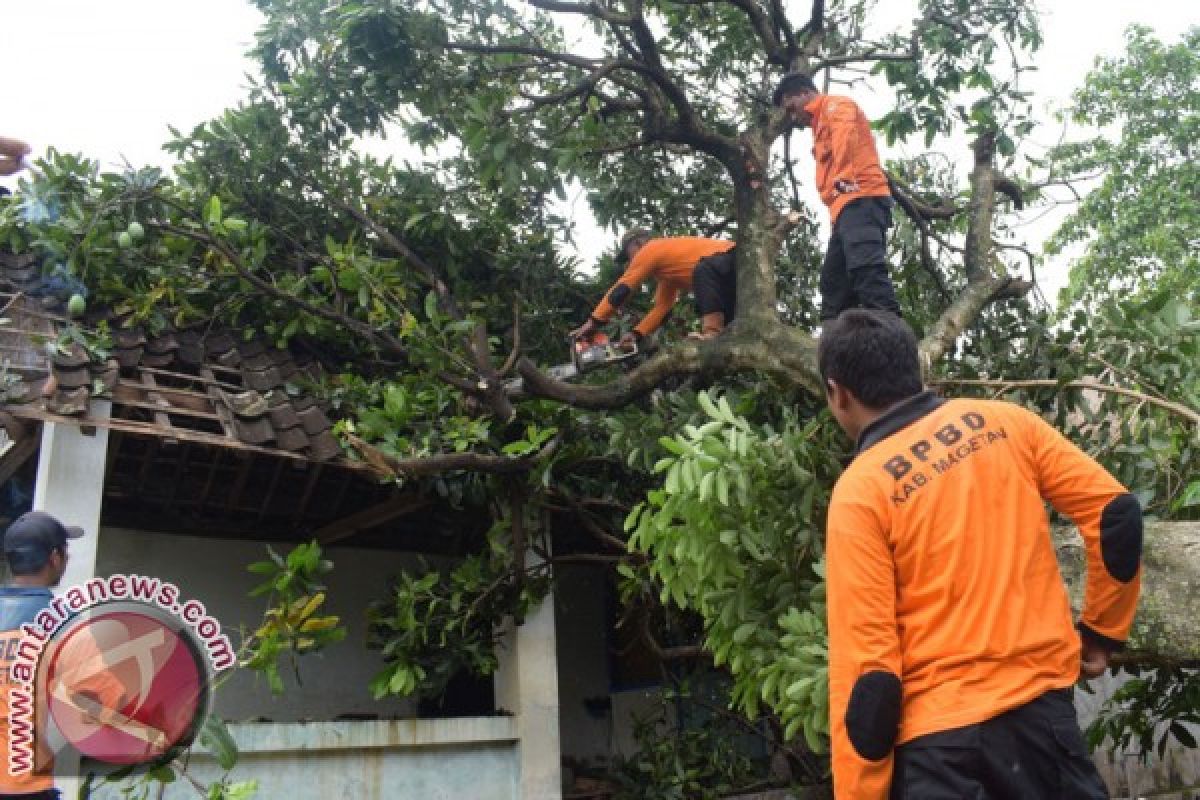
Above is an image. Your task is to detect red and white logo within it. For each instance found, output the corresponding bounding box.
[39,604,209,765]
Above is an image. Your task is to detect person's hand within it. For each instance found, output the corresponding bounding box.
[570,319,597,340]
[833,179,860,195]
[618,331,638,351]
[1080,639,1110,680]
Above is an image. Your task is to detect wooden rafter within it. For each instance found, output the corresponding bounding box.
[315,492,430,545]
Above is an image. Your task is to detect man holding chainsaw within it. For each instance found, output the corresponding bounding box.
[774,73,902,321]
[570,230,736,346]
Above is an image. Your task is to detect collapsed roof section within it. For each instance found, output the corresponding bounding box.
[0,252,342,463]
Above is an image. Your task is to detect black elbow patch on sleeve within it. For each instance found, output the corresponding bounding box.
[1100,493,1142,583]
[844,670,902,762]
[607,284,632,308]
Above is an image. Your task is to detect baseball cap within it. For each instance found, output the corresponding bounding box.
[616,228,652,266]
[773,72,818,106]
[3,511,83,573]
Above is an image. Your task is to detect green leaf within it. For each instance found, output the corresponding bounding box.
[205,195,223,226]
[200,715,240,771]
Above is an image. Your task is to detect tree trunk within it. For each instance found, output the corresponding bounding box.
[1056,520,1200,663]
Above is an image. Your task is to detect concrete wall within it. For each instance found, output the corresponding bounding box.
[95,526,427,722]
[91,718,519,800]
[1076,674,1200,799]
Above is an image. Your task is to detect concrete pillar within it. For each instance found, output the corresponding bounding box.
[30,403,110,798]
[32,401,111,590]
[495,553,562,800]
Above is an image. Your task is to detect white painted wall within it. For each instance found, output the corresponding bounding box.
[95,526,426,722]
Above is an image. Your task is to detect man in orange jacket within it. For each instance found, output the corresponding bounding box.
[570,229,736,346]
[818,310,1139,799]
[774,74,901,321]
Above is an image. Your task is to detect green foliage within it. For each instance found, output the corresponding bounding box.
[627,390,843,750]
[365,511,551,699]
[874,1,1041,153]
[243,541,347,694]
[608,684,765,800]
[1047,26,1200,308]
[1085,666,1200,762]
[949,289,1198,520]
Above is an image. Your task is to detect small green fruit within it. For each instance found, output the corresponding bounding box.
[127,221,145,240]
[67,294,86,318]
[117,231,133,249]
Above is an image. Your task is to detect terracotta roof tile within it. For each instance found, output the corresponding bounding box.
[309,430,343,461]
[52,343,90,369]
[46,387,89,415]
[54,365,92,390]
[204,331,236,355]
[113,328,147,349]
[232,416,275,445]
[113,346,144,370]
[275,426,310,452]
[296,405,331,436]
[242,367,281,391]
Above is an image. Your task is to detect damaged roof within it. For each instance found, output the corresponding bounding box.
[0,252,345,463]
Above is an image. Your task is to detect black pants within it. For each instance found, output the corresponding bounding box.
[692,248,737,321]
[821,197,901,320]
[889,689,1109,800]
[0,791,61,799]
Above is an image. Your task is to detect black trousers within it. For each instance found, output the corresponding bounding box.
[889,689,1109,800]
[692,248,737,321]
[0,791,61,799]
[821,197,901,320]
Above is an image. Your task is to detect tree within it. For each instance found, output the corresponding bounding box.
[1045,25,1199,309]
[2,1,1198,794]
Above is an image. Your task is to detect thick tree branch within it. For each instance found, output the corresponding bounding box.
[514,322,821,410]
[931,379,1200,426]
[919,275,1032,367]
[346,433,560,480]
[814,48,916,72]
[527,0,631,23]
[887,173,959,221]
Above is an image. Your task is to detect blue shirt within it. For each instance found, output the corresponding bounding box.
[0,586,53,631]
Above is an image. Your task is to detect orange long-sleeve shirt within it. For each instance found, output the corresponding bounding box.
[806,95,892,224]
[825,392,1142,799]
[590,237,735,337]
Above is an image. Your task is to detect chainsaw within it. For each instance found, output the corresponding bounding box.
[506,332,639,393]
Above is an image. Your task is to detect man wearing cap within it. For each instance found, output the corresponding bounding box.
[570,231,737,346]
[773,73,902,321]
[0,511,83,799]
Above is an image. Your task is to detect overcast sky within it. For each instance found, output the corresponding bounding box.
[2,1,1194,302]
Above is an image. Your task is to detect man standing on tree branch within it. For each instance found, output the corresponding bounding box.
[819,310,1140,799]
[775,74,902,321]
[571,229,736,346]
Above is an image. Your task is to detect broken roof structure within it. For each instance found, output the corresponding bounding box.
[0,252,469,547]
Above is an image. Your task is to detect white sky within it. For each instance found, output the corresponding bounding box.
[2,1,1194,303]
